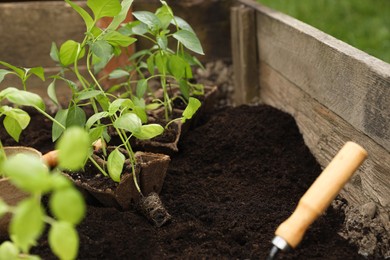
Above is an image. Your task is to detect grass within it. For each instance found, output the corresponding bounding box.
[257,0,390,63]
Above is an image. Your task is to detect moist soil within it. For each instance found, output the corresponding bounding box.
[0,105,365,259]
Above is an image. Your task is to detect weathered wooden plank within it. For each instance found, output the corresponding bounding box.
[231,5,259,105]
[239,0,390,152]
[258,61,390,217]
[0,1,87,68]
[133,0,233,63]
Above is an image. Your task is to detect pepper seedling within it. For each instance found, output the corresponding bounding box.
[109,0,205,122]
[0,126,89,260]
[47,0,168,194]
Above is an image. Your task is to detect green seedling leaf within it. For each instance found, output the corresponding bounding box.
[2,154,51,193]
[109,69,130,79]
[2,106,30,141]
[49,221,79,260]
[173,30,204,55]
[85,111,109,129]
[172,16,195,34]
[91,40,113,61]
[167,55,187,79]
[52,109,68,142]
[50,172,72,190]
[66,105,86,128]
[179,79,190,100]
[154,52,167,75]
[87,0,121,20]
[59,40,85,67]
[47,79,59,106]
[4,108,31,130]
[136,79,148,98]
[96,94,110,111]
[146,54,155,74]
[145,102,162,111]
[10,197,45,253]
[0,241,19,259]
[88,126,104,144]
[133,124,164,140]
[76,90,104,101]
[113,113,142,134]
[108,98,134,115]
[107,148,125,182]
[119,21,148,36]
[0,69,12,84]
[133,105,148,124]
[104,31,137,47]
[107,0,134,31]
[4,115,24,142]
[50,188,85,225]
[133,11,162,32]
[89,26,104,38]
[28,67,45,81]
[50,42,60,63]
[56,127,90,171]
[156,35,168,50]
[182,97,201,123]
[0,61,24,79]
[65,0,94,31]
[91,40,113,73]
[3,87,45,110]
[52,75,78,92]
[156,3,173,29]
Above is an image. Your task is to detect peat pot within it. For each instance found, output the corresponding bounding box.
[64,151,170,211]
[137,85,219,154]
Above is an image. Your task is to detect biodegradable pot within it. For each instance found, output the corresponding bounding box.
[135,116,183,155]
[137,85,219,154]
[0,146,42,237]
[65,151,170,211]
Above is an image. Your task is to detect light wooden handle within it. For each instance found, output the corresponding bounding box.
[275,141,367,249]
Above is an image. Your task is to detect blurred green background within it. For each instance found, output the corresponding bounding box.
[257,0,390,63]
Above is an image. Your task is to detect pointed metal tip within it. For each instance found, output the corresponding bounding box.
[266,245,280,260]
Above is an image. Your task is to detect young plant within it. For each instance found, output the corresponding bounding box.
[0,126,89,260]
[47,0,167,194]
[110,0,205,121]
[0,62,62,143]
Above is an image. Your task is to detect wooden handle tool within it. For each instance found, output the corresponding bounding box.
[267,141,368,259]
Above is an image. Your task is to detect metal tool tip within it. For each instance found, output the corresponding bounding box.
[266,245,280,260]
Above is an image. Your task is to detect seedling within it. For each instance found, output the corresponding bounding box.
[0,62,63,143]
[110,0,205,122]
[45,0,165,195]
[0,127,89,260]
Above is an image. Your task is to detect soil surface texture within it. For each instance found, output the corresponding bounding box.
[1,105,365,259]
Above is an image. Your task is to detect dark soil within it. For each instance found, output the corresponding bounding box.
[0,105,364,259]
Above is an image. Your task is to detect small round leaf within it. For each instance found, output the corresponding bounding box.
[56,127,90,171]
[49,221,79,260]
[50,188,85,225]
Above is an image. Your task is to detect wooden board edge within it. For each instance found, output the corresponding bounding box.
[258,61,390,218]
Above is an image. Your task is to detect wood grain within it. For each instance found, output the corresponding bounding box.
[258,61,390,213]
[252,3,390,151]
[233,0,389,225]
[231,5,259,105]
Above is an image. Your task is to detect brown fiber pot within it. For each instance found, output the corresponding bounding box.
[64,151,170,210]
[0,147,42,237]
[137,85,219,155]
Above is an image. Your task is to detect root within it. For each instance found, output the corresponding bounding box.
[138,192,171,227]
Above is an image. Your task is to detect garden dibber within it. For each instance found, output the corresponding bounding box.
[266,141,368,259]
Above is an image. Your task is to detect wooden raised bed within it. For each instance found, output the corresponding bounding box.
[231,0,389,236]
